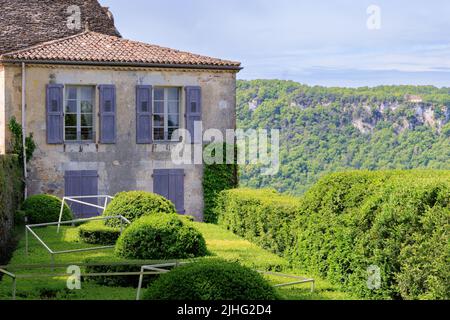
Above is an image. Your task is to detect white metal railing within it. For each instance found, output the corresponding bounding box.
[26,215,130,269]
[57,195,114,233]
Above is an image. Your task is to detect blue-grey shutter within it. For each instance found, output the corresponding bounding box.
[46,84,64,144]
[80,170,99,217]
[65,171,82,215]
[153,169,170,200]
[169,169,185,214]
[99,85,116,144]
[153,169,185,214]
[185,86,202,144]
[65,170,99,218]
[136,85,153,144]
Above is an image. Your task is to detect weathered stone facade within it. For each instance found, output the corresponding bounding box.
[0,64,237,220]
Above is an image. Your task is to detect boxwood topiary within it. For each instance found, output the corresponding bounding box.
[21,194,73,224]
[78,220,122,245]
[143,259,278,300]
[115,214,207,260]
[103,191,176,227]
[83,256,167,288]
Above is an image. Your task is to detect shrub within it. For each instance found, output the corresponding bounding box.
[291,170,450,300]
[0,155,23,267]
[78,220,121,245]
[103,191,176,228]
[115,214,207,260]
[83,256,166,287]
[216,170,450,300]
[21,194,73,224]
[216,188,300,256]
[143,259,278,300]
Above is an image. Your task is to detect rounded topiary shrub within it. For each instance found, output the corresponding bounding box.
[115,214,207,260]
[104,191,176,227]
[21,194,73,224]
[143,259,278,300]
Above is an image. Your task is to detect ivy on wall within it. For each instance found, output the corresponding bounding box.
[8,117,36,166]
[202,143,238,223]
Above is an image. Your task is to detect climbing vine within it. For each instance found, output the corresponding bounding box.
[202,143,238,223]
[8,117,36,166]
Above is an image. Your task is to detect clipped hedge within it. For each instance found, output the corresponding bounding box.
[103,191,176,227]
[216,188,300,256]
[202,143,238,223]
[78,220,121,245]
[215,170,450,300]
[115,214,207,260]
[143,259,278,300]
[21,194,73,224]
[0,155,23,266]
[292,170,450,300]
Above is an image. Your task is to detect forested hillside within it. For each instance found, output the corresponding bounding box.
[237,80,450,194]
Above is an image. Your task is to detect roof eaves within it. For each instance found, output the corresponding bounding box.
[0,58,243,71]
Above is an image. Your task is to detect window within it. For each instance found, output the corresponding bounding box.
[153,87,180,141]
[64,86,95,141]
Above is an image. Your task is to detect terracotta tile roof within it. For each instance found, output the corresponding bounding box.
[0,0,120,55]
[1,31,242,70]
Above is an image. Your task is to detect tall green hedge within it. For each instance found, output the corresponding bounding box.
[216,170,450,300]
[293,170,450,300]
[202,143,238,223]
[216,188,300,256]
[0,155,23,264]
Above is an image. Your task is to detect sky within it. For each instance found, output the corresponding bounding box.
[99,0,450,87]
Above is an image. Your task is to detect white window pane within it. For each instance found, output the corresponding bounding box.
[154,101,164,113]
[66,100,77,113]
[81,114,93,127]
[81,101,93,113]
[81,87,93,101]
[168,115,179,127]
[67,87,77,100]
[153,115,164,127]
[154,88,164,101]
[168,88,179,101]
[168,101,179,114]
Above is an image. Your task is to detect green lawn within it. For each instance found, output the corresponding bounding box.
[0,222,354,300]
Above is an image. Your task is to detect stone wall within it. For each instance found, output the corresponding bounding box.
[0,0,120,54]
[2,64,237,220]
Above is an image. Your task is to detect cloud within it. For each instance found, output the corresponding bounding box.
[100,0,450,86]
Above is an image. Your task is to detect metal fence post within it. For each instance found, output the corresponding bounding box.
[25,226,28,256]
[12,278,17,300]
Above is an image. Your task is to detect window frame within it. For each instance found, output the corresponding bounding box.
[63,85,96,143]
[152,87,181,142]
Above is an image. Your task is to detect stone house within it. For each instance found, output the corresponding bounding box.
[0,0,241,220]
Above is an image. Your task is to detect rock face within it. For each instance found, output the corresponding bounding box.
[0,0,120,55]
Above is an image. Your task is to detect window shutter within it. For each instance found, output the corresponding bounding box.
[185,86,202,144]
[46,84,64,144]
[169,169,185,214]
[153,169,170,200]
[99,85,116,144]
[153,169,185,214]
[64,171,82,215]
[136,85,153,144]
[65,170,99,218]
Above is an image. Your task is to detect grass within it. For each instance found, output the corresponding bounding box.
[0,222,355,300]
